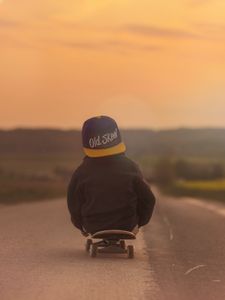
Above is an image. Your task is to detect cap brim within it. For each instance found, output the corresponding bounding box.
[83,142,126,158]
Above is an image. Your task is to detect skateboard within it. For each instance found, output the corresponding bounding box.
[85,230,136,258]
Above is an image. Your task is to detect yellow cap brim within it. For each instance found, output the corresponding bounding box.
[83,142,126,158]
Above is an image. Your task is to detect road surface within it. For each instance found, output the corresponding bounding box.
[144,190,225,300]
[0,190,224,300]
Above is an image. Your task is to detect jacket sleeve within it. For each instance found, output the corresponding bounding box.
[134,175,156,227]
[67,168,83,231]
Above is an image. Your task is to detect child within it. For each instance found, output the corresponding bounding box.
[67,116,156,235]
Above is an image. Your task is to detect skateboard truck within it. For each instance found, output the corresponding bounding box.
[85,230,136,259]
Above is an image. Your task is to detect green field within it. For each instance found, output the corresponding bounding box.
[167,179,225,202]
[0,153,81,204]
[1,151,225,204]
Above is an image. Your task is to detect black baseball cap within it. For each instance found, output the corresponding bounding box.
[82,116,126,157]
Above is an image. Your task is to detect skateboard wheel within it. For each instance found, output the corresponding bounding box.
[120,240,126,249]
[90,244,98,258]
[127,245,134,259]
[86,239,92,252]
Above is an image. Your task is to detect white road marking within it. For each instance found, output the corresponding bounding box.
[163,216,170,225]
[169,228,174,241]
[185,198,225,218]
[163,216,174,241]
[185,264,206,275]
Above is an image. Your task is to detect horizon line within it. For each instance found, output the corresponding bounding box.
[1,126,225,132]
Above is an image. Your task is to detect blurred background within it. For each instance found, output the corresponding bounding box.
[1,0,225,204]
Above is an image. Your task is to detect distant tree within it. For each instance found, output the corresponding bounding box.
[154,158,175,184]
[54,166,73,180]
[175,160,190,179]
[0,166,4,176]
[174,160,225,180]
[211,163,224,179]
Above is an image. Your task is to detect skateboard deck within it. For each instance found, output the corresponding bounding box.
[91,230,136,240]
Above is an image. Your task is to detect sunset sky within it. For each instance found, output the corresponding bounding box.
[0,0,225,129]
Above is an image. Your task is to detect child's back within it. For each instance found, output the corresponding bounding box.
[67,116,155,235]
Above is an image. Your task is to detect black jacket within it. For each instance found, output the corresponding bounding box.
[67,153,155,234]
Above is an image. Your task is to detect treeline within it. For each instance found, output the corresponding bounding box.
[1,128,225,158]
[0,129,82,155]
[153,158,225,184]
[1,128,225,203]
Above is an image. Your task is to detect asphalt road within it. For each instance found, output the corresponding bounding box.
[145,189,225,300]
[0,190,224,300]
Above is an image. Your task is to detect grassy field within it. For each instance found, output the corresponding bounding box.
[0,152,151,204]
[1,128,225,205]
[0,176,67,204]
[1,152,225,205]
[0,153,81,175]
[166,179,225,202]
[0,153,82,204]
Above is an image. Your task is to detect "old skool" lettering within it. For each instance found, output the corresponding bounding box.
[89,128,118,148]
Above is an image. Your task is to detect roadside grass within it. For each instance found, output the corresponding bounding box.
[165,180,225,202]
[0,176,67,204]
[0,153,82,204]
[1,152,225,205]
[0,153,80,176]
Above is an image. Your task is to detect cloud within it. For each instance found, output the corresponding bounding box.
[52,21,202,40]
[56,39,162,53]
[0,18,20,28]
[122,24,202,40]
[190,22,225,41]
[59,41,99,50]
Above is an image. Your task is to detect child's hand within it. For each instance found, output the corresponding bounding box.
[132,225,139,235]
[81,230,89,237]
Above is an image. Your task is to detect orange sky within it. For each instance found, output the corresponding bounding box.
[0,0,225,129]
